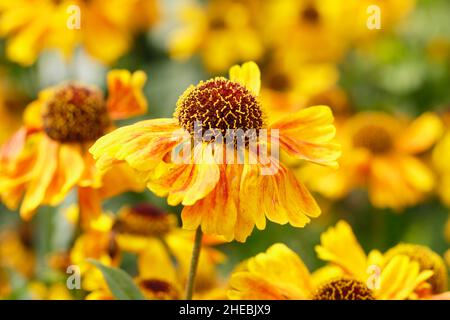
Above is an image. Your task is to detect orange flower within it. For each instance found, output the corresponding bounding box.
[90,62,340,242]
[0,70,148,221]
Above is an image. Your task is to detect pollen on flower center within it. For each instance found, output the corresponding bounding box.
[384,244,448,293]
[175,78,264,138]
[352,125,393,154]
[43,83,110,143]
[313,278,375,300]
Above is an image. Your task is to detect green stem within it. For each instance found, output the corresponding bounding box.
[184,227,203,300]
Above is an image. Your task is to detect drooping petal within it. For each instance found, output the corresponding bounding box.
[90,118,184,174]
[20,135,59,219]
[147,143,220,206]
[272,106,341,167]
[182,158,320,242]
[44,143,84,205]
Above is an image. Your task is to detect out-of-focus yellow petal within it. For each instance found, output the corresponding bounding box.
[396,112,443,154]
[229,61,261,96]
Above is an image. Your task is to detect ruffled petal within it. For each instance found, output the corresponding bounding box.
[315,220,368,280]
[147,143,220,206]
[272,106,341,167]
[106,69,148,120]
[182,165,238,242]
[182,159,320,242]
[229,61,261,96]
[90,118,184,174]
[228,244,313,300]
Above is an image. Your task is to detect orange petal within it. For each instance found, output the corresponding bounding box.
[44,144,85,205]
[147,143,220,206]
[20,136,59,219]
[106,69,148,120]
[90,118,184,174]
[272,106,341,167]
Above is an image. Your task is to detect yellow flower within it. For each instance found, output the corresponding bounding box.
[0,225,35,279]
[260,0,354,65]
[301,111,442,209]
[384,243,448,295]
[0,70,147,221]
[90,61,341,242]
[70,212,120,292]
[229,221,433,300]
[315,221,438,299]
[0,0,159,65]
[114,203,226,299]
[260,61,341,123]
[169,0,263,72]
[81,0,159,64]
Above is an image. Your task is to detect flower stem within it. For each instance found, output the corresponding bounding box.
[185,227,203,300]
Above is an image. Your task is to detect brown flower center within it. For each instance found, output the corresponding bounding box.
[352,125,393,154]
[114,204,177,238]
[384,244,448,293]
[43,83,110,143]
[138,279,180,300]
[175,78,264,138]
[313,278,375,300]
[301,5,320,24]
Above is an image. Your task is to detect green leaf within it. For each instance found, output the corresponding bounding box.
[87,259,146,300]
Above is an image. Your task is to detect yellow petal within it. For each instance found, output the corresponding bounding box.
[272,106,341,168]
[315,220,367,280]
[229,61,261,96]
[228,243,313,300]
[397,112,443,154]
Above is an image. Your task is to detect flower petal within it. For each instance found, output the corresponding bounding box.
[229,61,261,96]
[228,244,313,300]
[315,220,368,280]
[106,69,148,120]
[396,112,443,154]
[272,106,341,167]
